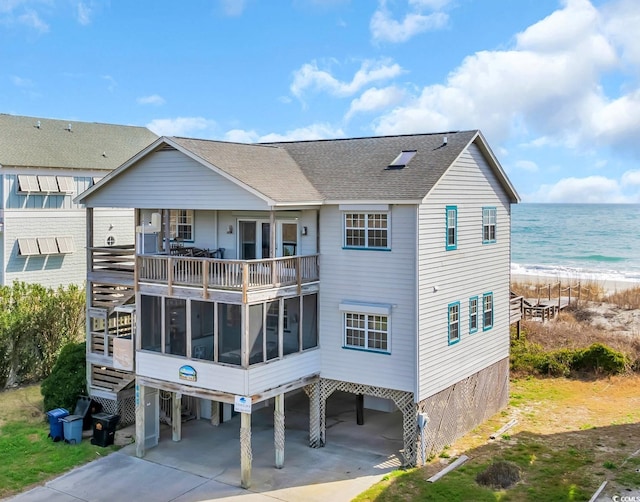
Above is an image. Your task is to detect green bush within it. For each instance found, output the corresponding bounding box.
[41,342,87,412]
[574,343,628,374]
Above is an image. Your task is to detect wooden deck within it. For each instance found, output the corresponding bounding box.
[510,281,581,325]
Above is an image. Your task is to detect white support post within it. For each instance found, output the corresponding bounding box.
[240,412,252,489]
[135,382,145,458]
[274,394,285,468]
[172,392,182,442]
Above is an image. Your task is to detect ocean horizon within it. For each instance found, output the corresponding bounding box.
[511,203,640,285]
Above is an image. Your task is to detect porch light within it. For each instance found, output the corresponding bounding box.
[226,225,233,234]
[301,226,308,236]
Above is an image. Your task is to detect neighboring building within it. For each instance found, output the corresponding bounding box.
[0,114,157,287]
[76,130,519,487]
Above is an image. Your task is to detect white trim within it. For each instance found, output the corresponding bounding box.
[339,301,393,315]
[339,204,389,211]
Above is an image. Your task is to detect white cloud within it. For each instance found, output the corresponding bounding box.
[101,75,117,92]
[370,0,448,43]
[291,58,403,98]
[224,129,259,143]
[513,160,538,173]
[10,75,33,87]
[258,123,344,142]
[219,0,246,16]
[526,175,631,203]
[622,170,640,186]
[345,86,405,120]
[372,0,640,160]
[137,94,166,106]
[146,117,218,138]
[17,8,48,32]
[77,2,92,25]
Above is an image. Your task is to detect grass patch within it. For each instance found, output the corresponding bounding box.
[0,385,117,498]
[357,376,640,502]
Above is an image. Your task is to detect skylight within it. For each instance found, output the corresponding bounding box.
[388,150,417,169]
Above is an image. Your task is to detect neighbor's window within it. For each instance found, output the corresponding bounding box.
[170,210,194,241]
[483,293,493,330]
[446,206,457,250]
[469,296,478,333]
[344,213,389,249]
[448,302,460,345]
[482,207,497,244]
[344,312,389,352]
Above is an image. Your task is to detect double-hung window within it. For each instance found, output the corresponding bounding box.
[170,210,194,241]
[344,212,389,249]
[483,293,493,330]
[482,207,497,243]
[344,313,389,352]
[446,206,457,250]
[469,296,478,333]
[448,302,460,345]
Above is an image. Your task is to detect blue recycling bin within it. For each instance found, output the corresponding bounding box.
[46,408,69,442]
[61,415,84,444]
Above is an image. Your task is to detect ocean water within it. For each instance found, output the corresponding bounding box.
[511,203,640,284]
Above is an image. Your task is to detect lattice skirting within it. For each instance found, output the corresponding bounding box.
[417,357,509,461]
[93,390,136,427]
[305,378,417,466]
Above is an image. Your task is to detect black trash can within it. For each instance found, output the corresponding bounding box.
[91,413,120,447]
[73,396,103,431]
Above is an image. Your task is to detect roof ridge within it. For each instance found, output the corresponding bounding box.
[261,130,476,145]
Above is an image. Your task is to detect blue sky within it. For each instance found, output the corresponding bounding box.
[2,0,640,203]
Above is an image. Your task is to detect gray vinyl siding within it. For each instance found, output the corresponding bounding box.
[417,143,511,401]
[85,150,270,211]
[318,204,416,392]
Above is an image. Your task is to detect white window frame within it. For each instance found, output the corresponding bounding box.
[17,238,39,256]
[56,236,76,254]
[483,207,497,244]
[448,302,460,345]
[37,237,59,254]
[37,175,59,193]
[343,212,390,250]
[56,176,75,193]
[339,301,392,354]
[17,175,39,193]
[483,292,494,331]
[170,210,194,242]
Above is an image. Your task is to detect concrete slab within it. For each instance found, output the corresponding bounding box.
[7,391,403,502]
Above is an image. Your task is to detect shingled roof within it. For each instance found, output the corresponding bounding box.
[0,114,157,170]
[264,130,480,201]
[170,137,323,203]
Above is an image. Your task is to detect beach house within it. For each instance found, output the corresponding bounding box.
[0,114,157,287]
[76,130,520,486]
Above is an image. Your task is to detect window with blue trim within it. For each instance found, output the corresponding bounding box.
[448,302,460,344]
[344,312,389,352]
[469,296,478,333]
[483,293,493,330]
[446,206,457,250]
[344,212,389,249]
[483,207,497,243]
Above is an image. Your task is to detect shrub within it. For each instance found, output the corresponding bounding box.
[41,342,87,412]
[574,343,628,374]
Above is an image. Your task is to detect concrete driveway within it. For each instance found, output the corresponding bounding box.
[7,391,403,502]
